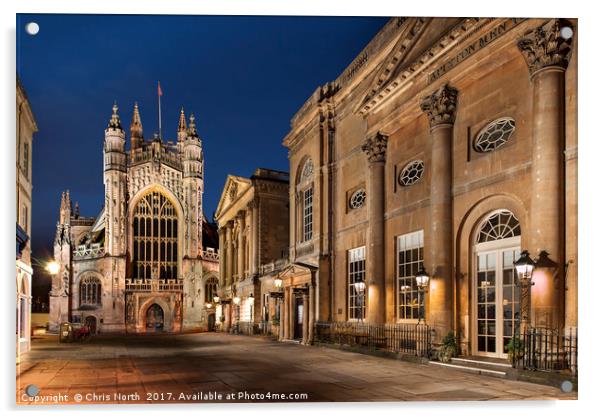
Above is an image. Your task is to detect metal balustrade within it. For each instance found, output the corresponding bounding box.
[513,327,578,376]
[313,321,432,358]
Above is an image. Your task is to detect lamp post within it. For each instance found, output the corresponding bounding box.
[514,250,535,333]
[415,264,430,324]
[353,280,366,321]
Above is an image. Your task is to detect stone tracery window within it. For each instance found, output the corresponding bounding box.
[474,117,516,153]
[297,158,314,243]
[80,276,101,306]
[205,277,218,303]
[349,188,366,210]
[398,160,424,187]
[477,210,521,243]
[132,191,178,281]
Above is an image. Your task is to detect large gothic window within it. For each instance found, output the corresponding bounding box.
[132,191,179,281]
[205,278,218,303]
[80,276,101,306]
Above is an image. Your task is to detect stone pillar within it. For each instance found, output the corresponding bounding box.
[248,199,259,276]
[361,132,388,324]
[302,290,309,344]
[420,83,458,340]
[278,297,285,341]
[237,211,246,281]
[225,303,232,332]
[518,19,573,329]
[283,288,290,339]
[226,221,234,286]
[308,281,315,344]
[218,227,226,285]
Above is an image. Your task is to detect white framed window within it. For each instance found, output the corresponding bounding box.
[348,246,366,321]
[396,230,425,320]
[398,160,424,187]
[474,117,516,153]
[348,188,366,210]
[302,187,313,242]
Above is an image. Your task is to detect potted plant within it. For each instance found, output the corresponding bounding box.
[219,315,225,323]
[438,331,458,363]
[271,318,280,326]
[505,337,525,364]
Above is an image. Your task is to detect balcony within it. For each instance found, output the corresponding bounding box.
[125,279,183,292]
[73,243,105,260]
[201,248,219,262]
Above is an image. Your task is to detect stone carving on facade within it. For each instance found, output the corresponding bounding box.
[126,294,134,323]
[361,132,389,163]
[517,19,573,76]
[420,83,459,128]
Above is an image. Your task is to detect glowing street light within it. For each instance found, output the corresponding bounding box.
[46,261,60,275]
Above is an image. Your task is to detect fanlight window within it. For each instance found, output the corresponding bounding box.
[474,117,516,153]
[477,210,521,243]
[80,276,101,306]
[398,160,424,187]
[349,188,366,210]
[132,191,178,281]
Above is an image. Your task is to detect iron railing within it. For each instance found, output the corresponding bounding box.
[513,327,578,376]
[314,321,432,358]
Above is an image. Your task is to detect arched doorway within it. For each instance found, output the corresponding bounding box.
[146,304,164,332]
[473,210,521,358]
[84,316,97,334]
[207,313,216,332]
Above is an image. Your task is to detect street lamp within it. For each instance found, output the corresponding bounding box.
[213,295,220,304]
[274,278,283,289]
[233,296,241,305]
[353,279,366,321]
[205,302,213,309]
[415,264,430,324]
[46,261,60,275]
[514,250,536,332]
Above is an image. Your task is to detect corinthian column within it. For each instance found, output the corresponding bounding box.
[518,19,573,329]
[237,211,246,281]
[420,83,458,340]
[226,221,234,286]
[361,132,388,324]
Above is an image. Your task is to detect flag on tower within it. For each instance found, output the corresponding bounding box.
[158,81,163,97]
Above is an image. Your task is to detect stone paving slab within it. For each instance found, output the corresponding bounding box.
[16,333,576,405]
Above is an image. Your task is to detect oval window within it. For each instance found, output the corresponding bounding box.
[474,117,516,153]
[349,189,366,209]
[398,160,424,187]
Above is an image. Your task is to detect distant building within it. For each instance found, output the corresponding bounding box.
[214,168,289,335]
[49,103,219,334]
[17,77,38,359]
[280,17,577,358]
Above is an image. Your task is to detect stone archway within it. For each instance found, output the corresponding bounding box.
[136,297,173,333]
[455,193,528,355]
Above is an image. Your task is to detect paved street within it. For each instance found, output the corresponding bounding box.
[17,333,576,404]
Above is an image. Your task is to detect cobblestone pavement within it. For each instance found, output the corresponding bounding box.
[17,333,576,404]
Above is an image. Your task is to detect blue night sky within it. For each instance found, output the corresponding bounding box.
[17,14,388,270]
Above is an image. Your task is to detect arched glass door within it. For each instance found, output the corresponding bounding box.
[474,210,521,358]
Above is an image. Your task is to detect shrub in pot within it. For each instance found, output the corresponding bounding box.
[438,331,458,363]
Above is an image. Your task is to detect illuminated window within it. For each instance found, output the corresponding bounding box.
[474,117,516,153]
[205,278,218,303]
[132,191,178,280]
[348,246,366,321]
[302,187,313,242]
[397,230,424,320]
[477,210,521,243]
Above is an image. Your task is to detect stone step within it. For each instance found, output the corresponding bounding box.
[450,357,513,371]
[429,361,508,378]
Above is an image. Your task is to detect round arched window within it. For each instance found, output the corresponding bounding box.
[398,160,424,187]
[474,117,516,153]
[349,189,366,210]
[477,210,521,243]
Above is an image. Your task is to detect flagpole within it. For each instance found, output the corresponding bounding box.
[158,81,162,140]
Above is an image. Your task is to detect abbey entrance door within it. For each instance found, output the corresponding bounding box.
[146,304,164,332]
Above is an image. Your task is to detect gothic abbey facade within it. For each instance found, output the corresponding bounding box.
[49,104,219,334]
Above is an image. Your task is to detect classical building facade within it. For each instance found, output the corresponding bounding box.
[17,78,38,358]
[49,104,219,334]
[214,168,289,334]
[282,17,577,358]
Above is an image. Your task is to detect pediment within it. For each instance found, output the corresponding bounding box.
[277,262,317,279]
[214,175,252,220]
[357,17,465,114]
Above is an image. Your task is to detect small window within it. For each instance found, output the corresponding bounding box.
[348,188,366,210]
[477,210,521,243]
[398,160,424,187]
[23,142,30,178]
[474,117,516,153]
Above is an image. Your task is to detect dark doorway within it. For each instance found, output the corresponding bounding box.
[208,313,216,332]
[294,295,304,340]
[146,303,164,332]
[84,316,97,334]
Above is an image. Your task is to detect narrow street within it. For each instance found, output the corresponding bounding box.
[17,333,576,404]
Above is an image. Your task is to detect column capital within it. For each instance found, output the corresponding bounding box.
[361,131,389,163]
[517,19,573,77]
[420,83,458,129]
[236,210,246,220]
